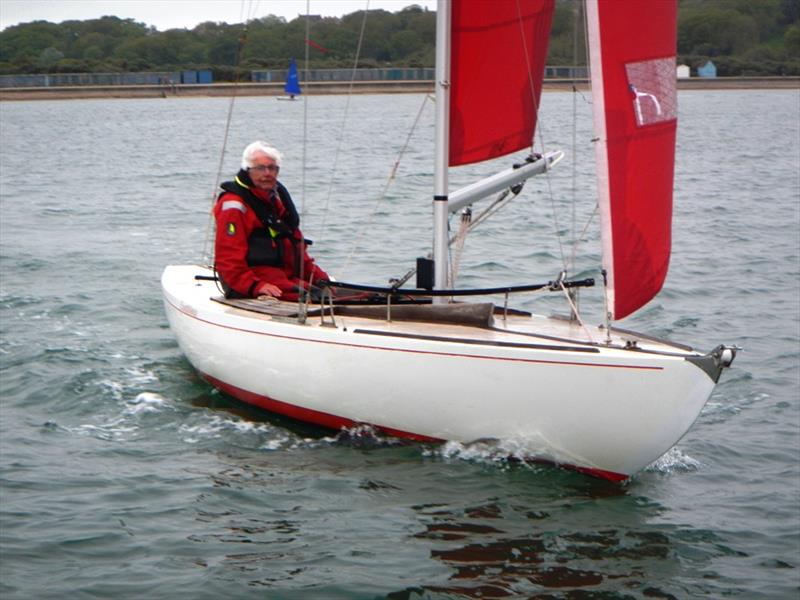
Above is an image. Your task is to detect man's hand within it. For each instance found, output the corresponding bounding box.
[256,282,282,298]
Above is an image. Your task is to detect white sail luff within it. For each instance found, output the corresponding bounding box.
[585,0,616,320]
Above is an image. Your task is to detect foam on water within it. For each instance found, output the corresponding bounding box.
[124,392,168,415]
[646,446,702,474]
[179,414,291,444]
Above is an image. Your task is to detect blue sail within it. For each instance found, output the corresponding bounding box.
[284,59,301,96]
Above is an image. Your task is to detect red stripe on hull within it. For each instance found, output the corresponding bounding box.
[570,464,629,483]
[201,372,441,443]
[199,372,629,483]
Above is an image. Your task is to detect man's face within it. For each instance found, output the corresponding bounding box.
[248,152,280,191]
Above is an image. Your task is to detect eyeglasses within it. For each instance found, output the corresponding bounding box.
[249,164,280,174]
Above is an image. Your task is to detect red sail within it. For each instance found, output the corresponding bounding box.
[587,0,677,320]
[449,0,554,167]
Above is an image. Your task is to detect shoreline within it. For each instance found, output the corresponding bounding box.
[1,76,797,101]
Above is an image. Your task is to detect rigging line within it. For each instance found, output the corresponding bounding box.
[315,1,371,245]
[389,181,510,289]
[301,0,311,218]
[514,0,568,273]
[202,3,251,264]
[559,279,596,343]
[242,0,256,21]
[297,0,312,316]
[514,0,546,156]
[573,1,594,265]
[449,210,471,286]
[338,93,432,276]
[569,0,579,274]
[571,202,599,263]
[468,190,511,230]
[570,0,597,273]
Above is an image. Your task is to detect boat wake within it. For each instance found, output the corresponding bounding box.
[425,439,553,471]
[329,424,408,449]
[645,446,701,474]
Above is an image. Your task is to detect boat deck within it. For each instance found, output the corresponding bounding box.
[162,265,699,357]
[212,292,695,356]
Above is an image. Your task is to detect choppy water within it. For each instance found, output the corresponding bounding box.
[1,89,798,599]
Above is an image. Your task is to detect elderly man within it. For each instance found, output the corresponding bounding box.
[214,141,329,301]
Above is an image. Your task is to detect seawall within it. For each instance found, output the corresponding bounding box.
[1,77,797,101]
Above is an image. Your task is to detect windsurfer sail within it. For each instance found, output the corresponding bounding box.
[283,58,301,99]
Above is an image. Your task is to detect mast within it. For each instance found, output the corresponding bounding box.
[432,0,451,300]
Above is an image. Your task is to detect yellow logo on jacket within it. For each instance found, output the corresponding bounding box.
[226,222,236,236]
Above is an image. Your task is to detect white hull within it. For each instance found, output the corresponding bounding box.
[162,265,724,481]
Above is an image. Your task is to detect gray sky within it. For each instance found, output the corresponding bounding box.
[0,0,436,31]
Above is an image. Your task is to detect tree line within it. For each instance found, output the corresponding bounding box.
[1,0,798,79]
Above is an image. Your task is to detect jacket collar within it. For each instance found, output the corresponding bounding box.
[234,169,274,200]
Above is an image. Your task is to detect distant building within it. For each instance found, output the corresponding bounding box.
[697,61,717,78]
[676,64,691,78]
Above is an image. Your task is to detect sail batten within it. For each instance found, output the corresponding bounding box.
[449,0,554,167]
[587,0,678,320]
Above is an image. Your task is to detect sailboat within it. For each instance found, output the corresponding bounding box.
[277,57,301,100]
[162,0,736,482]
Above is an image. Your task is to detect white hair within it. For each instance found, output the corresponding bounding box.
[241,141,283,169]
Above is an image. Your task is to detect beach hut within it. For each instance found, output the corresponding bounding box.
[181,70,198,84]
[676,64,691,78]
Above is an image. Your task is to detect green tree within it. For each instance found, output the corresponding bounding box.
[390,29,421,60]
[0,2,796,76]
[37,46,64,68]
[785,24,800,56]
[0,21,62,63]
[679,7,759,55]
[548,0,585,66]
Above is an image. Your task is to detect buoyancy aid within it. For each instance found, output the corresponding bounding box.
[217,170,302,270]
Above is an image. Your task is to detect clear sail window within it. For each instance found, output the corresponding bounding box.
[625,57,677,127]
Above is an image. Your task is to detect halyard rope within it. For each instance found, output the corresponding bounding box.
[316,2,371,244]
[338,93,433,277]
[202,0,261,264]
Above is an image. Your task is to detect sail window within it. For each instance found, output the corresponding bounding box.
[625,57,677,127]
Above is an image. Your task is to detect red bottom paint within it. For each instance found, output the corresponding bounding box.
[201,371,629,483]
[202,373,440,442]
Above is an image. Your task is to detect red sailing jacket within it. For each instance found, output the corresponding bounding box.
[213,177,328,299]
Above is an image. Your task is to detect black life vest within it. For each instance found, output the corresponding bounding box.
[218,171,301,269]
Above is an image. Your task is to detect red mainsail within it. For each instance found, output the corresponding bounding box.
[587,0,677,320]
[449,0,554,167]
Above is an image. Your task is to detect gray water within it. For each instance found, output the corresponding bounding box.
[1,90,798,599]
